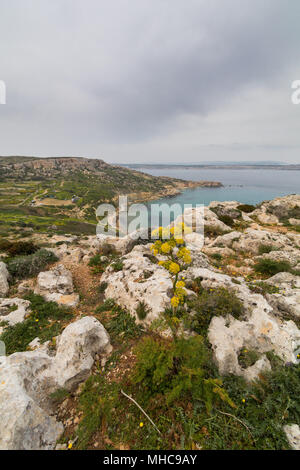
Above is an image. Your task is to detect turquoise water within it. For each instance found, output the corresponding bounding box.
[143,168,300,207]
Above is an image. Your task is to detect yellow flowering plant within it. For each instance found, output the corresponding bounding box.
[151,223,192,321]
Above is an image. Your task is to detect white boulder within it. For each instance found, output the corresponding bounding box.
[284,424,300,450]
[42,316,112,391]
[0,351,62,450]
[0,316,111,450]
[0,262,9,297]
[101,245,173,325]
[0,298,31,327]
[35,264,79,308]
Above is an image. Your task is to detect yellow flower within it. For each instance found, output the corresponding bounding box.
[35,319,39,322]
[171,296,180,308]
[139,422,144,428]
[175,238,184,245]
[169,262,180,275]
[161,242,171,254]
[68,443,73,449]
[176,281,185,289]
[151,244,159,256]
[177,247,191,264]
[242,398,246,403]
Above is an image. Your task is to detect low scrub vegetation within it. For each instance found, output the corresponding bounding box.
[70,333,299,450]
[0,239,38,256]
[188,286,244,334]
[238,349,260,369]
[254,259,293,276]
[6,249,58,279]
[248,281,280,295]
[136,301,149,321]
[95,300,144,344]
[0,293,72,354]
[237,204,256,213]
[258,244,277,255]
[133,336,235,410]
[204,225,229,238]
[218,214,236,227]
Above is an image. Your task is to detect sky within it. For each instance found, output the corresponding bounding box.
[0,0,299,164]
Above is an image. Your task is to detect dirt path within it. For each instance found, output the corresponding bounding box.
[62,261,103,314]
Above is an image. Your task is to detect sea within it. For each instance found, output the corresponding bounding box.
[142,168,300,208]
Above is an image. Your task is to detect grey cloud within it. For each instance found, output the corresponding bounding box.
[0,0,299,159]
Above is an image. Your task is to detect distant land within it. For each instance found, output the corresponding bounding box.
[121,162,300,170]
[0,156,221,238]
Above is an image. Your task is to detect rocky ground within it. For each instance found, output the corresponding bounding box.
[0,194,299,450]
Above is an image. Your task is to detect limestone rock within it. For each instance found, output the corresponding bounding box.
[182,267,300,380]
[0,351,62,450]
[289,218,300,226]
[208,298,300,378]
[42,316,112,391]
[17,279,35,295]
[265,273,300,319]
[256,249,300,267]
[0,262,9,297]
[260,194,300,221]
[284,424,300,450]
[0,298,31,327]
[0,316,111,450]
[252,207,279,225]
[35,264,79,307]
[101,245,173,324]
[266,272,300,290]
[209,200,242,219]
[231,229,295,255]
[209,231,242,249]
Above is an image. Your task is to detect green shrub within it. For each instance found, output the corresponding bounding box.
[238,349,260,369]
[76,375,119,450]
[111,260,124,272]
[218,215,235,227]
[96,300,143,343]
[248,281,280,295]
[50,388,70,405]
[237,204,256,213]
[254,259,292,276]
[219,362,300,450]
[7,249,58,279]
[211,253,222,261]
[88,254,105,273]
[133,336,235,410]
[0,239,38,256]
[100,243,117,256]
[204,225,229,238]
[258,244,276,255]
[188,287,244,334]
[136,301,149,320]
[98,281,108,293]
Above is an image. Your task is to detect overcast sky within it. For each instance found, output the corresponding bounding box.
[0,0,299,163]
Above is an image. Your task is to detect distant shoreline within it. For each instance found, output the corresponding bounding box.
[122,164,300,171]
